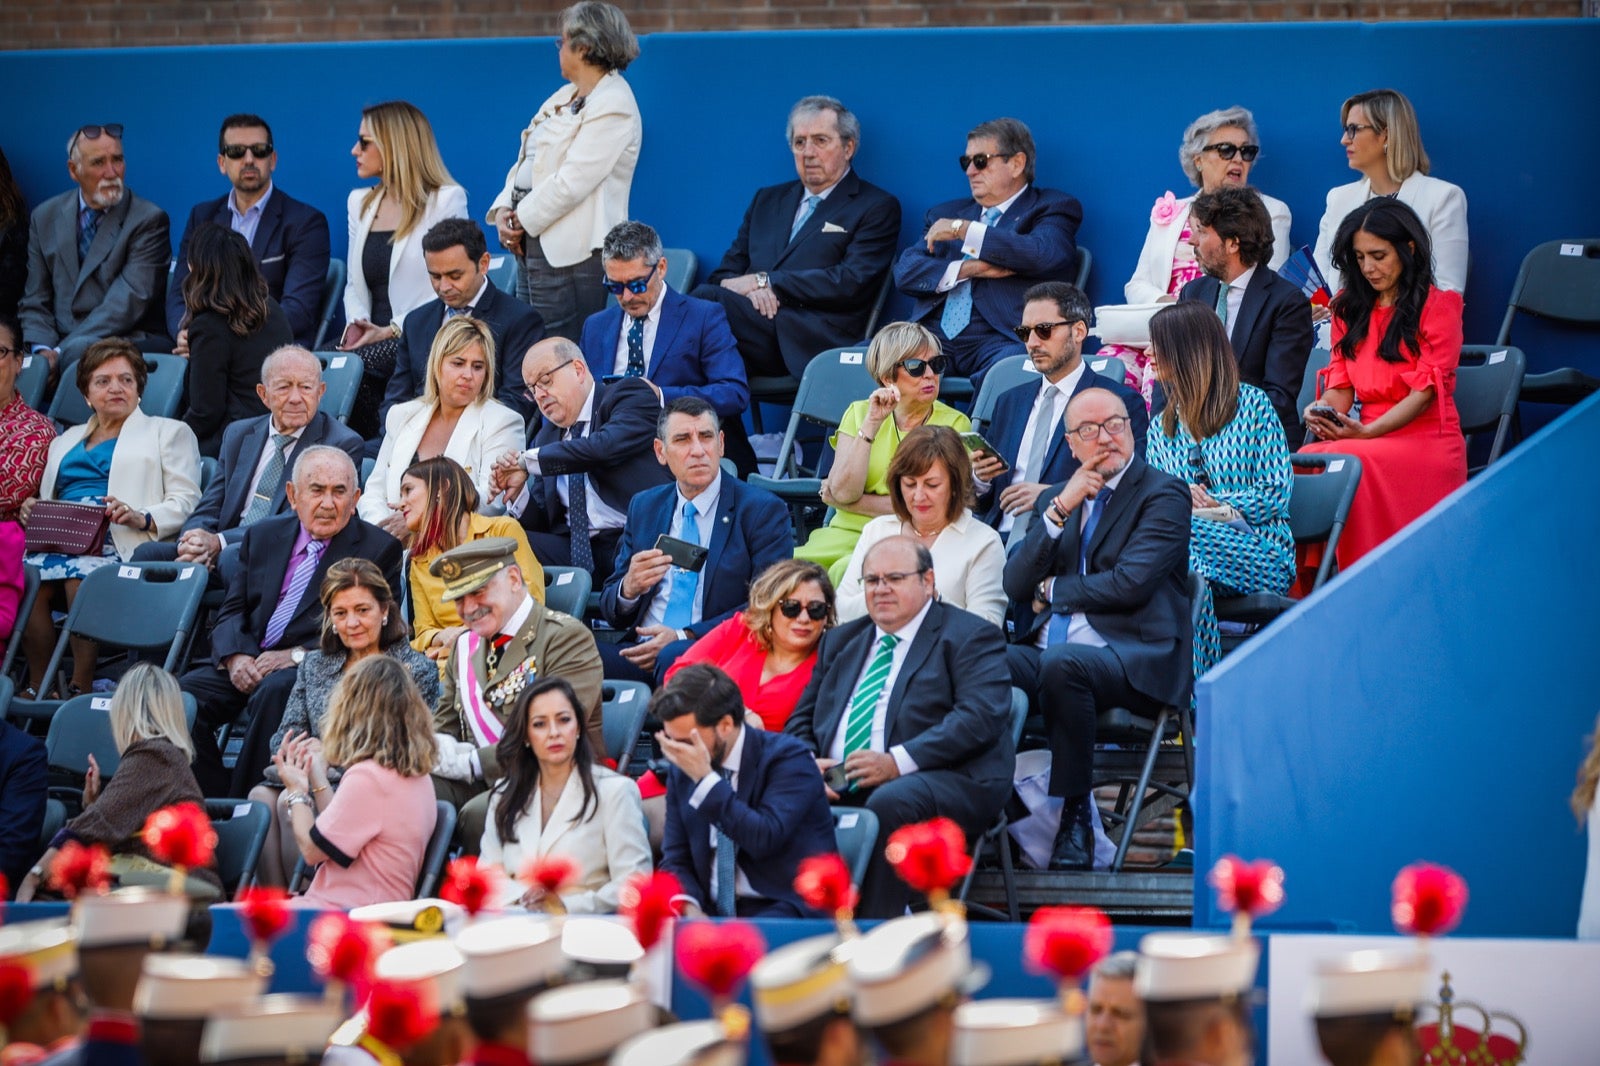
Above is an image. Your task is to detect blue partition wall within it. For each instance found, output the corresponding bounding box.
[1,20,1599,368]
[1195,394,1600,938]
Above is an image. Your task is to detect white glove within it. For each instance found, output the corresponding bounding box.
[433,733,481,782]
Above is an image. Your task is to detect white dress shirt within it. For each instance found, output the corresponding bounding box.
[610,281,667,378]
[937,184,1029,293]
[621,475,721,631]
[221,419,307,548]
[827,597,933,775]
[1220,264,1256,344]
[1037,464,1131,649]
[688,724,756,900]
[227,183,273,248]
[509,386,629,533]
[999,362,1086,533]
[790,171,846,231]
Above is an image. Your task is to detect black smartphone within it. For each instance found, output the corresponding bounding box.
[823,764,851,793]
[960,432,1010,473]
[654,534,709,573]
[1307,404,1340,421]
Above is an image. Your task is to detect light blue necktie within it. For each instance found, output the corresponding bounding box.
[661,499,700,629]
[1045,488,1114,646]
[940,206,1001,338]
[1215,280,1230,325]
[714,768,737,916]
[790,194,821,241]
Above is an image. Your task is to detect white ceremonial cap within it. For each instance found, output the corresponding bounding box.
[1135,932,1260,1002]
[134,954,265,1018]
[848,912,988,1028]
[561,916,644,976]
[528,978,655,1064]
[0,919,76,989]
[74,888,190,949]
[950,999,1085,1066]
[455,915,565,1000]
[751,933,852,1033]
[349,898,465,942]
[1307,949,1429,1018]
[199,993,342,1062]
[611,1019,745,1066]
[375,939,467,1011]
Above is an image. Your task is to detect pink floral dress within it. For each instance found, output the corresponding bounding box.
[1100,193,1207,407]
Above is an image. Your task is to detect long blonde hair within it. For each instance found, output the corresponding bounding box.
[1574,713,1600,824]
[321,657,437,777]
[359,100,456,239]
[110,663,194,760]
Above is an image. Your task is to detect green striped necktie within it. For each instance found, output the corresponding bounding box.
[842,633,898,758]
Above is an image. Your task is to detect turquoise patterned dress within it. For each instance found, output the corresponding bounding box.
[1146,383,1293,677]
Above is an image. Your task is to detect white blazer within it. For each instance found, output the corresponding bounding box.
[488,72,642,269]
[1313,172,1469,296]
[1124,191,1292,304]
[835,510,1007,627]
[343,183,470,327]
[40,408,201,560]
[358,397,525,524]
[480,768,652,914]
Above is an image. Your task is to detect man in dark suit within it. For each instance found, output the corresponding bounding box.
[892,118,1082,385]
[167,113,331,350]
[19,123,170,367]
[657,663,836,917]
[491,337,670,583]
[599,397,792,685]
[1174,185,1315,443]
[0,717,47,891]
[383,217,546,425]
[1002,388,1192,871]
[131,346,363,587]
[579,221,751,471]
[971,282,1148,543]
[694,95,902,383]
[785,536,1015,918]
[180,445,403,796]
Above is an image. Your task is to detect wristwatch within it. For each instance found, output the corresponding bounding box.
[291,648,305,665]
[754,272,770,290]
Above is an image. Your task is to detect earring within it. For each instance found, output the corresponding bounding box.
[383,614,390,624]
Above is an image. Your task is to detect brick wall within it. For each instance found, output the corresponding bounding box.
[0,0,1584,50]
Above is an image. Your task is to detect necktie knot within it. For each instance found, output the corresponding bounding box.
[878,633,899,653]
[982,206,1002,226]
[271,432,292,452]
[683,500,697,521]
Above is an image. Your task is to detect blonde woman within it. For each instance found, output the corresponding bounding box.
[359,316,524,537]
[490,1,642,340]
[17,664,220,901]
[1575,715,1600,939]
[276,655,439,908]
[795,321,971,585]
[340,100,468,436]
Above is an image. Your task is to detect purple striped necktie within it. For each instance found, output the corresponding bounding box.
[263,539,327,649]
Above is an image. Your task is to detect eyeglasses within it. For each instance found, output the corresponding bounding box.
[68,123,124,156]
[1187,444,1212,489]
[778,599,829,621]
[601,260,661,296]
[1200,142,1260,162]
[1066,416,1130,442]
[0,346,18,359]
[221,142,274,160]
[897,355,949,379]
[958,151,1019,173]
[861,570,927,589]
[1012,319,1081,343]
[1342,123,1379,139]
[521,358,577,399]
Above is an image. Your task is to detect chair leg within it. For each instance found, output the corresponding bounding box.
[1111,707,1173,873]
[997,817,1019,922]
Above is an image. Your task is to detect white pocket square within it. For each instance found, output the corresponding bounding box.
[260,254,285,264]
[821,222,847,234]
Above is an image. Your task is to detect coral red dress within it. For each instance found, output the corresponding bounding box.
[1300,287,1467,570]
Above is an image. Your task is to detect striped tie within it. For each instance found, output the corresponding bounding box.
[940,206,1001,338]
[240,433,292,526]
[262,539,326,649]
[841,634,898,759]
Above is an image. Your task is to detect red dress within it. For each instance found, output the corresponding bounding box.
[1301,287,1467,569]
[664,612,818,733]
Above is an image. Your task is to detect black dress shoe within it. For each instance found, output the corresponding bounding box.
[1048,795,1095,871]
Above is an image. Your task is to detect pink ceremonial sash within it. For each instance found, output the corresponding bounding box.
[456,631,504,748]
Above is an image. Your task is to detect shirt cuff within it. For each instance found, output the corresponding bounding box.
[216,530,230,549]
[688,773,720,808]
[1042,510,1067,539]
[890,744,918,777]
[963,222,989,258]
[506,483,532,519]
[935,260,964,294]
[522,448,542,477]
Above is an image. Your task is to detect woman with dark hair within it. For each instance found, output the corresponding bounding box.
[1301,198,1465,569]
[398,455,544,659]
[180,222,293,456]
[834,425,1005,626]
[0,146,27,319]
[248,558,439,886]
[1145,301,1292,673]
[490,1,643,339]
[480,677,650,913]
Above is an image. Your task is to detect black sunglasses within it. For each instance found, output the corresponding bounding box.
[1012,319,1081,343]
[1201,142,1260,162]
[958,151,1019,172]
[897,355,949,379]
[221,142,274,160]
[778,599,829,621]
[69,123,123,155]
[1188,444,1212,489]
[601,259,661,296]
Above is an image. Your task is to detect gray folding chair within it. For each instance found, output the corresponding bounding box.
[1073,245,1093,291]
[16,354,49,412]
[205,798,272,900]
[49,353,188,426]
[1,565,40,679]
[1456,345,1526,474]
[316,350,366,425]
[1297,347,1334,416]
[1496,238,1600,408]
[970,353,1038,432]
[488,254,518,296]
[832,807,881,889]
[956,687,1029,921]
[543,566,593,620]
[312,258,347,351]
[662,248,699,294]
[416,801,458,897]
[601,680,651,774]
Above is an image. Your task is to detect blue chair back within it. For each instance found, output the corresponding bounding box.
[206,798,272,899]
[601,681,651,774]
[970,354,1039,431]
[16,354,49,411]
[489,254,518,296]
[662,248,699,293]
[543,566,593,620]
[316,350,366,425]
[49,353,188,425]
[312,258,347,351]
[833,807,881,888]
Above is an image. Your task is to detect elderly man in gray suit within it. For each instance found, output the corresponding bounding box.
[18,123,171,369]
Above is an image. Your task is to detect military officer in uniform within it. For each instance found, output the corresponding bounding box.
[454,917,569,1066]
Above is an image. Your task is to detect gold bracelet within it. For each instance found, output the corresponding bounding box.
[309,785,329,795]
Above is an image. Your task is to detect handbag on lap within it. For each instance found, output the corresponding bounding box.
[25,500,111,555]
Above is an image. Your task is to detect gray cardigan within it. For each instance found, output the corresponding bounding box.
[269,644,441,755]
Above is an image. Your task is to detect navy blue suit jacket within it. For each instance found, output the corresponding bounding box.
[894,186,1082,341]
[705,171,902,378]
[578,288,748,418]
[168,187,331,347]
[385,280,547,424]
[599,475,793,637]
[976,366,1149,527]
[182,411,365,536]
[660,725,837,916]
[0,719,47,890]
